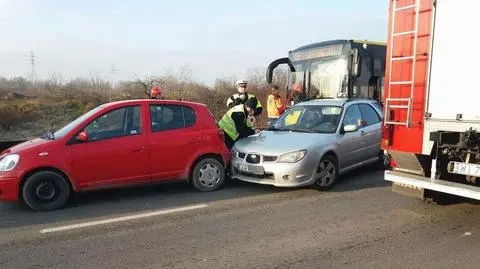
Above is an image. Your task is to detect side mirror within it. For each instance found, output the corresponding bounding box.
[343,124,359,133]
[357,119,367,127]
[77,131,88,142]
[352,48,362,77]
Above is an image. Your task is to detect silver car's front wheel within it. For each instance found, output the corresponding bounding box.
[314,155,338,191]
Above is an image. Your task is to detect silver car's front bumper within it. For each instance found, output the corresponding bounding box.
[230,154,317,187]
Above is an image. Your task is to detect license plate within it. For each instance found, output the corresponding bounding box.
[237,164,264,175]
[450,161,480,177]
[238,164,249,172]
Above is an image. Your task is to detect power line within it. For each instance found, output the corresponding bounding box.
[109,64,117,88]
[29,51,36,86]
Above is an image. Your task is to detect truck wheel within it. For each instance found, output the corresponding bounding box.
[313,154,339,191]
[191,158,225,192]
[22,171,71,211]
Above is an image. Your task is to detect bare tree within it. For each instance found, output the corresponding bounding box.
[133,74,164,98]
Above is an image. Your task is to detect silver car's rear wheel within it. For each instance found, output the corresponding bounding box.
[314,155,338,191]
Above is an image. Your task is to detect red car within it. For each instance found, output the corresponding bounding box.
[0,99,230,211]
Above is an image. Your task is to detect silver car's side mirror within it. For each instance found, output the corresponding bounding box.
[343,124,359,133]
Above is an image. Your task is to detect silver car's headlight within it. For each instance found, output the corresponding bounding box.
[277,150,307,163]
[0,154,20,172]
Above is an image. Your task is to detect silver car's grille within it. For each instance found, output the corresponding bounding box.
[263,155,277,162]
[246,154,261,164]
[237,152,277,163]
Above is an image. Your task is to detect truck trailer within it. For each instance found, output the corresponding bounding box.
[383,0,480,202]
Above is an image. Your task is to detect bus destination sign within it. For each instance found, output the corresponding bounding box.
[290,44,343,61]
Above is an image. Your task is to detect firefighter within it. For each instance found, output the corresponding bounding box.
[290,82,304,105]
[150,86,161,99]
[226,79,263,116]
[266,85,285,125]
[218,97,260,149]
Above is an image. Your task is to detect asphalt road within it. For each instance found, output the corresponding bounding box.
[1,168,480,269]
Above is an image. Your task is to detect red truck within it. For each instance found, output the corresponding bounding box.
[0,99,230,211]
[383,0,480,202]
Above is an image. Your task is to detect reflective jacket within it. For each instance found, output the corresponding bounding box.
[218,105,255,141]
[267,94,285,118]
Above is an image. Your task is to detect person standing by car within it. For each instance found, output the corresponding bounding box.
[219,97,260,149]
[266,85,285,124]
[226,79,263,116]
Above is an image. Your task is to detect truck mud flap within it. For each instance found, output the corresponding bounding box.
[385,170,480,201]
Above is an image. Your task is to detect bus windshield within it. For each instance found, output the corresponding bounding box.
[289,56,348,101]
[308,56,348,99]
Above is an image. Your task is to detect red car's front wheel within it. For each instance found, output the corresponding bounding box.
[22,171,71,211]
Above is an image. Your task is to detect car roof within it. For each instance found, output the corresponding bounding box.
[102,99,207,108]
[298,98,378,107]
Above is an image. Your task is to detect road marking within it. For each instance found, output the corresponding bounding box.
[39,203,208,234]
[462,232,472,237]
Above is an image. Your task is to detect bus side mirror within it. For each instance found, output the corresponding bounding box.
[352,48,362,77]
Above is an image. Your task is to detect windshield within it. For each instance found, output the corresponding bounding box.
[308,57,348,99]
[53,105,104,139]
[289,56,348,102]
[269,105,343,134]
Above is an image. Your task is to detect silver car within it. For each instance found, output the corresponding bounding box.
[230,98,384,190]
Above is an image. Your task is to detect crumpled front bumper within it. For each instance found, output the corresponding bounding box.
[230,154,317,187]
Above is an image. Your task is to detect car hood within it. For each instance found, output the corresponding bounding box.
[234,130,334,156]
[1,138,53,156]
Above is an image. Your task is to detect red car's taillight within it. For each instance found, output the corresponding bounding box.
[217,128,225,141]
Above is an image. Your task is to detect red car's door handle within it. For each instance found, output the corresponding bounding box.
[132,146,145,152]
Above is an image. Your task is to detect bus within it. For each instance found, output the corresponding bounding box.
[266,39,387,105]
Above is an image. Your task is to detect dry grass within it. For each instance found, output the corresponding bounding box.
[0,67,287,140]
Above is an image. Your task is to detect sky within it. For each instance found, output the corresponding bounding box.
[0,0,388,86]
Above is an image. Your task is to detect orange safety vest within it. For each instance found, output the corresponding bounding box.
[267,94,285,118]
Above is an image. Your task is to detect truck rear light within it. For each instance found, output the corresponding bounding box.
[390,157,398,168]
[381,125,393,149]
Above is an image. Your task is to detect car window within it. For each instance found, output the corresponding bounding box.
[129,105,142,133]
[372,101,383,113]
[343,105,362,126]
[183,106,196,127]
[358,104,381,126]
[84,105,141,141]
[150,104,196,132]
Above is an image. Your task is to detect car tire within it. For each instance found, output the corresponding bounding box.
[22,171,71,212]
[191,158,225,192]
[313,154,339,191]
